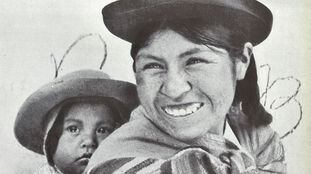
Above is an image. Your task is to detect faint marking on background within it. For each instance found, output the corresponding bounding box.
[50,33,107,78]
[260,64,302,139]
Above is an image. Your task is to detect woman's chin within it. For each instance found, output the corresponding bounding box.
[165,126,209,143]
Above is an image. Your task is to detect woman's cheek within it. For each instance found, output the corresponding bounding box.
[136,73,160,103]
[135,72,145,86]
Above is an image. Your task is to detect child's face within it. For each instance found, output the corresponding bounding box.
[53,102,117,174]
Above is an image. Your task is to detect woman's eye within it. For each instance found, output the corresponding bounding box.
[97,127,112,134]
[143,63,163,70]
[186,58,205,66]
[67,126,79,134]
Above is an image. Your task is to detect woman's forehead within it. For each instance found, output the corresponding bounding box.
[142,30,199,50]
[143,22,244,50]
[136,29,228,59]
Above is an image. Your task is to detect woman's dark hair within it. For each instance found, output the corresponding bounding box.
[44,97,130,166]
[130,19,272,127]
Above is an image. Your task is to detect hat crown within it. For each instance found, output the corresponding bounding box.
[103,0,273,46]
[57,69,110,82]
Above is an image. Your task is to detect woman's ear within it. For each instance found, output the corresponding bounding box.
[235,42,252,80]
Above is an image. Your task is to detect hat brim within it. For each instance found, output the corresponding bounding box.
[14,78,139,154]
[102,0,272,46]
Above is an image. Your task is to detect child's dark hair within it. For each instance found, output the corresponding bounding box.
[131,19,272,127]
[44,96,129,166]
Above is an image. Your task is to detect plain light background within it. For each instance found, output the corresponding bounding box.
[0,0,310,173]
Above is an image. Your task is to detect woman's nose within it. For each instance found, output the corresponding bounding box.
[80,133,98,149]
[160,70,192,100]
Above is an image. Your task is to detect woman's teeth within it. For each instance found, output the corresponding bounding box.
[162,103,203,117]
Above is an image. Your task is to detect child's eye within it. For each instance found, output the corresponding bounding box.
[97,127,112,134]
[143,63,163,70]
[186,58,205,66]
[67,126,79,134]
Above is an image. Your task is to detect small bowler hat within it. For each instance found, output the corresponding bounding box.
[14,69,139,154]
[102,0,273,46]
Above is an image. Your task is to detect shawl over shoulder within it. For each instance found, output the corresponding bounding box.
[85,106,286,174]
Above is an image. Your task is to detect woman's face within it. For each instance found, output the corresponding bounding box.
[135,29,242,142]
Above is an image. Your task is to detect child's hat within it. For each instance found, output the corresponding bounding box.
[14,69,139,154]
[102,0,273,46]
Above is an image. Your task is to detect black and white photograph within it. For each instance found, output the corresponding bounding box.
[0,0,310,173]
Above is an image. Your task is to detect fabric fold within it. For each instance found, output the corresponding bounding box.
[86,106,260,174]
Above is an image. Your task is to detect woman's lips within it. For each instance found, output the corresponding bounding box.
[161,102,204,117]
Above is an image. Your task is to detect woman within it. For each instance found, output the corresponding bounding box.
[86,0,286,173]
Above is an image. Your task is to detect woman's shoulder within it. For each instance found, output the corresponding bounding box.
[34,163,62,174]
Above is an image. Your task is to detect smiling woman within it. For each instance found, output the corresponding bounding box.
[85,0,286,174]
[134,29,241,141]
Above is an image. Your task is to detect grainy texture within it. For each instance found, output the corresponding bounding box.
[0,0,310,173]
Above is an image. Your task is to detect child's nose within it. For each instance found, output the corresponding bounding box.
[81,133,98,149]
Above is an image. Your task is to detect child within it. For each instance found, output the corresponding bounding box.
[14,69,139,174]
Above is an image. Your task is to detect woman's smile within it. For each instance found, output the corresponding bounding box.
[161,102,204,117]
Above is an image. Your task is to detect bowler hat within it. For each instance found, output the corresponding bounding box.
[102,0,273,46]
[14,69,139,154]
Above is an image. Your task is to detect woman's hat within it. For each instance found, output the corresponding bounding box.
[14,69,139,154]
[102,0,273,46]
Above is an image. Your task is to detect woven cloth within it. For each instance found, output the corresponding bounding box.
[86,106,286,174]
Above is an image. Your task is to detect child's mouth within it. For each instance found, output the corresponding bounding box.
[78,158,89,166]
[76,153,92,165]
